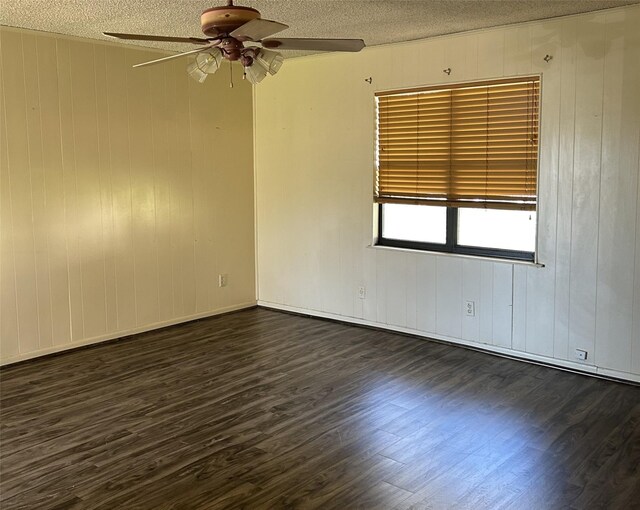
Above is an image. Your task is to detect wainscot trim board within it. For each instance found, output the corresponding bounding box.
[0,302,257,367]
[258,301,640,385]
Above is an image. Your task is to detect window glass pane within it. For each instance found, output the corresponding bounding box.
[382,204,446,244]
[458,208,536,252]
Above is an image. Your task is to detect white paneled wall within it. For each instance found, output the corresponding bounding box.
[255,6,640,382]
[0,28,256,364]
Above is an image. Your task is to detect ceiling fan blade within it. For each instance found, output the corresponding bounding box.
[261,38,365,52]
[230,19,289,41]
[132,45,215,68]
[104,32,211,45]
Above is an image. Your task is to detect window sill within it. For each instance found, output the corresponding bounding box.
[367,244,545,268]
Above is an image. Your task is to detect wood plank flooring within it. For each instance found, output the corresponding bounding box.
[1,307,639,509]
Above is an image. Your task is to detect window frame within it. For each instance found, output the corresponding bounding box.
[376,203,536,262]
[374,75,542,263]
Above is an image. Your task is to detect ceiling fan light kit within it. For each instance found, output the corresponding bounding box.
[103,0,365,85]
[244,58,269,84]
[187,49,224,82]
[255,49,284,76]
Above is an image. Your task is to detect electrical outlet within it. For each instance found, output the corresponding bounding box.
[358,286,366,299]
[464,300,476,317]
[218,274,228,288]
[574,349,588,361]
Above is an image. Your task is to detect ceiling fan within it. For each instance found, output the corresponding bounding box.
[104,0,365,84]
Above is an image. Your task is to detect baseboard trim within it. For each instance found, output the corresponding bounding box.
[257,301,640,385]
[0,301,258,367]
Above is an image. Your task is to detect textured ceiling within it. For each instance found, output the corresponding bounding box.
[1,0,637,57]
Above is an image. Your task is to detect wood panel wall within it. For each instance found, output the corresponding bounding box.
[255,6,640,382]
[0,28,256,364]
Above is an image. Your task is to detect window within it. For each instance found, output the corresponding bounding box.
[375,77,540,261]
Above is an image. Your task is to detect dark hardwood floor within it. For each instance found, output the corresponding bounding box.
[1,307,639,509]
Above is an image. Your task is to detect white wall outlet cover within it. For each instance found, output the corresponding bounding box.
[574,349,588,361]
[464,300,476,317]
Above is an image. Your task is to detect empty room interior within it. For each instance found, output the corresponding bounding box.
[1,0,640,508]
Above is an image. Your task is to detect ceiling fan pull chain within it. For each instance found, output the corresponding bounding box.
[229,60,234,88]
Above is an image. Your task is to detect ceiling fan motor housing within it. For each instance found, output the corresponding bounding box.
[200,5,261,36]
[220,38,245,60]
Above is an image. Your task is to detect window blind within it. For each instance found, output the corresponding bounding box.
[375,77,540,210]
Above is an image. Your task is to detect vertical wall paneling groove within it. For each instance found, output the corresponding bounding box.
[443,35,469,83]
[511,265,527,353]
[634,129,640,375]
[23,34,53,350]
[415,255,437,334]
[57,38,85,342]
[42,38,72,347]
[461,259,481,343]
[166,61,182,318]
[127,50,159,326]
[405,253,418,330]
[72,41,108,340]
[255,5,640,382]
[173,58,197,318]
[553,18,577,362]
[189,74,214,315]
[94,45,118,334]
[524,21,560,358]
[567,14,606,364]
[361,247,377,323]
[2,31,41,354]
[374,250,388,325]
[492,264,513,348]
[0,28,256,364]
[150,59,173,323]
[0,35,21,359]
[479,262,495,344]
[477,30,503,79]
[386,252,408,328]
[435,256,463,340]
[106,46,136,331]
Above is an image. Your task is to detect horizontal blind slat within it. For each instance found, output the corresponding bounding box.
[376,76,539,207]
